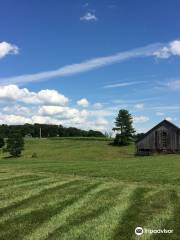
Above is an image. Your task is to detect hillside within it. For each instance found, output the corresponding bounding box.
[0,138,179,240]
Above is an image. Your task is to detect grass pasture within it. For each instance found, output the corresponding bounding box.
[0,138,180,240]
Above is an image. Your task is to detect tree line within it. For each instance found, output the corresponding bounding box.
[0,124,104,157]
[0,109,144,157]
[0,124,105,138]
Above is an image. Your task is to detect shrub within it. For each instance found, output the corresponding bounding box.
[5,132,24,157]
[31,152,37,158]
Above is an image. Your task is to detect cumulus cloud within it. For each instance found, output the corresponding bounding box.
[0,41,19,59]
[0,85,68,105]
[3,105,31,116]
[0,104,109,131]
[31,115,61,125]
[80,12,98,21]
[77,98,89,107]
[153,40,180,59]
[0,114,31,125]
[133,116,149,123]
[0,85,111,131]
[37,89,68,105]
[38,105,84,120]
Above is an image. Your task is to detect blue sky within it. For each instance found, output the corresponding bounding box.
[0,0,180,132]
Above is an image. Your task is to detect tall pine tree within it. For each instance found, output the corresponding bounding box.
[113,109,135,146]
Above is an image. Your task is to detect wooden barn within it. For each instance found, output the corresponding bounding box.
[136,120,180,155]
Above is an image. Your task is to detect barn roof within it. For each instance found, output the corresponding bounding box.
[136,119,180,143]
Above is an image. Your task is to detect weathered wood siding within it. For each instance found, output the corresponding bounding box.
[136,121,180,153]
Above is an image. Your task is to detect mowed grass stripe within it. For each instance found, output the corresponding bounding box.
[0,179,92,224]
[112,188,180,240]
[0,179,77,215]
[23,182,106,240]
[0,174,44,189]
[143,189,180,240]
[0,176,60,205]
[0,176,49,193]
[0,176,59,208]
[54,185,136,240]
[45,183,131,240]
[0,182,101,240]
[0,175,51,189]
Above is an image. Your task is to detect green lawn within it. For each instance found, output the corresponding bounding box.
[0,138,179,240]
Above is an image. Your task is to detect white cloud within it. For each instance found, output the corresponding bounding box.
[39,106,80,119]
[153,40,180,59]
[165,117,173,122]
[0,105,109,131]
[0,85,68,105]
[31,115,61,125]
[0,41,19,59]
[3,105,31,116]
[153,47,170,59]
[37,89,68,105]
[0,41,166,85]
[94,118,109,126]
[169,40,180,55]
[77,98,89,107]
[37,106,89,125]
[0,85,111,132]
[104,81,145,89]
[133,116,149,123]
[0,40,179,86]
[134,103,144,109]
[80,12,98,21]
[0,114,31,125]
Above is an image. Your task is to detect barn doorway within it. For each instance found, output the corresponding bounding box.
[161,131,168,148]
[155,130,168,150]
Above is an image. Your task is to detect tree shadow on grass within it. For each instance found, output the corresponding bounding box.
[2,155,16,159]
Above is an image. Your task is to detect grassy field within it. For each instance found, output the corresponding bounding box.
[0,138,179,240]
